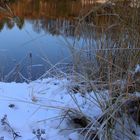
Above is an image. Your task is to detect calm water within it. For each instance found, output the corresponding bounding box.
[0,22,72,80]
[0,0,97,81]
[1,0,128,82]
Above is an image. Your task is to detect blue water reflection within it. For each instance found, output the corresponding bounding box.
[0,20,72,81]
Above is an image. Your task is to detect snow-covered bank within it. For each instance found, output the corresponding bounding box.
[0,76,140,140]
[0,78,101,140]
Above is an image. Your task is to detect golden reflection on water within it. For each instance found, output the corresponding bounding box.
[0,0,105,36]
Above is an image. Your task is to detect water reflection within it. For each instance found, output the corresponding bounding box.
[0,0,102,35]
[1,0,98,81]
[0,0,139,82]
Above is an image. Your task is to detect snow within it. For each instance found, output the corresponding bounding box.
[135,64,140,73]
[0,78,101,140]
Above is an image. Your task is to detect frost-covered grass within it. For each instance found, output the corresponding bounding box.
[65,1,140,138]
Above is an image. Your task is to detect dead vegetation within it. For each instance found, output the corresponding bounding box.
[66,0,140,139]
